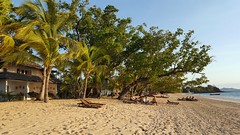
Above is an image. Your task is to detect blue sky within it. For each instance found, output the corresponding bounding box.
[12,0,240,89]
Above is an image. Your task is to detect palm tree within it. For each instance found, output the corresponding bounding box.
[72,43,110,98]
[1,0,79,102]
[0,35,14,55]
[0,0,14,55]
[0,0,12,26]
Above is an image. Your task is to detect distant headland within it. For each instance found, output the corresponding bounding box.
[221,88,240,91]
[183,85,222,93]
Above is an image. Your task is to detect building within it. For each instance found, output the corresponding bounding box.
[0,61,59,100]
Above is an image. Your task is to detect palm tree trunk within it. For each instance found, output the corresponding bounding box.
[44,67,52,103]
[76,77,81,98]
[39,67,47,100]
[82,73,89,99]
[98,85,102,98]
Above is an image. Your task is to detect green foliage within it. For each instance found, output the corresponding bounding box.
[59,2,133,97]
[67,43,110,98]
[0,92,24,102]
[0,0,13,26]
[0,0,213,100]
[1,0,80,102]
[184,74,209,88]
[56,69,82,99]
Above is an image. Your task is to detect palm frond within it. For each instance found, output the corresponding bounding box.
[76,61,88,71]
[14,20,41,41]
[16,0,46,22]
[0,34,15,56]
[2,49,35,66]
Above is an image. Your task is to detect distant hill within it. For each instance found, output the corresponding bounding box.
[183,85,222,93]
[221,88,240,91]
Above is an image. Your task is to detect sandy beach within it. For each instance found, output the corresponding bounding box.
[0,94,240,135]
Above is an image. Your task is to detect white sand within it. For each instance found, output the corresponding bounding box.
[0,94,240,135]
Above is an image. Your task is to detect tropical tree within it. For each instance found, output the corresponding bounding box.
[1,0,79,102]
[60,3,133,97]
[71,43,110,98]
[62,2,212,99]
[57,69,82,99]
[117,27,212,99]
[0,0,13,26]
[0,0,15,55]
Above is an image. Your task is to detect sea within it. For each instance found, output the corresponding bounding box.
[193,89,240,103]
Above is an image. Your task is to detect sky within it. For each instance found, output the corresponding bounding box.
[11,0,240,89]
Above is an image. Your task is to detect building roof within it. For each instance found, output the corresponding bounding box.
[0,72,61,84]
[21,63,42,69]
[0,58,42,69]
[0,72,42,82]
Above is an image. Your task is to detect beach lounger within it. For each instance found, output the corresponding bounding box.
[177,96,198,101]
[123,99,138,104]
[77,99,104,109]
[83,99,106,106]
[155,95,169,98]
[167,100,179,105]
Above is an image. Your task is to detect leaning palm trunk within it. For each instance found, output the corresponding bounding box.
[44,67,52,103]
[39,67,47,100]
[82,73,89,99]
[97,82,102,98]
[75,77,81,98]
[98,85,102,98]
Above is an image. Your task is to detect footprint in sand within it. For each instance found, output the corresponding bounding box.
[2,131,9,135]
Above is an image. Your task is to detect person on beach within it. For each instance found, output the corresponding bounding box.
[130,96,137,101]
[151,96,158,105]
[143,96,149,103]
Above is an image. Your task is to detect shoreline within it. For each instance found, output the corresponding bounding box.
[0,95,240,134]
[192,93,240,104]
[196,95,240,103]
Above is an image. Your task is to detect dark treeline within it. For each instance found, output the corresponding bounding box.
[183,85,221,93]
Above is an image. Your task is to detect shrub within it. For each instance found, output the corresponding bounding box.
[0,92,24,102]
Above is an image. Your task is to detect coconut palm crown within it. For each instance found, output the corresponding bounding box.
[1,0,79,102]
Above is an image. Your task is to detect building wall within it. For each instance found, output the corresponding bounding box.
[31,68,43,78]
[0,80,6,93]
[48,84,57,95]
[28,82,57,95]
[0,65,58,96]
[29,82,42,93]
[0,65,43,78]
[1,80,57,95]
[7,80,27,94]
[2,65,16,73]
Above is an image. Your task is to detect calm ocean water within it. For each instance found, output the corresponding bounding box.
[194,89,240,103]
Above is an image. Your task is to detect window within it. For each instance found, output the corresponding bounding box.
[17,69,31,75]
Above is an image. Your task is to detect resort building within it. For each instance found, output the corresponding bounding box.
[0,61,59,100]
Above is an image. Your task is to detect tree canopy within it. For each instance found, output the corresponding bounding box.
[0,0,213,101]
